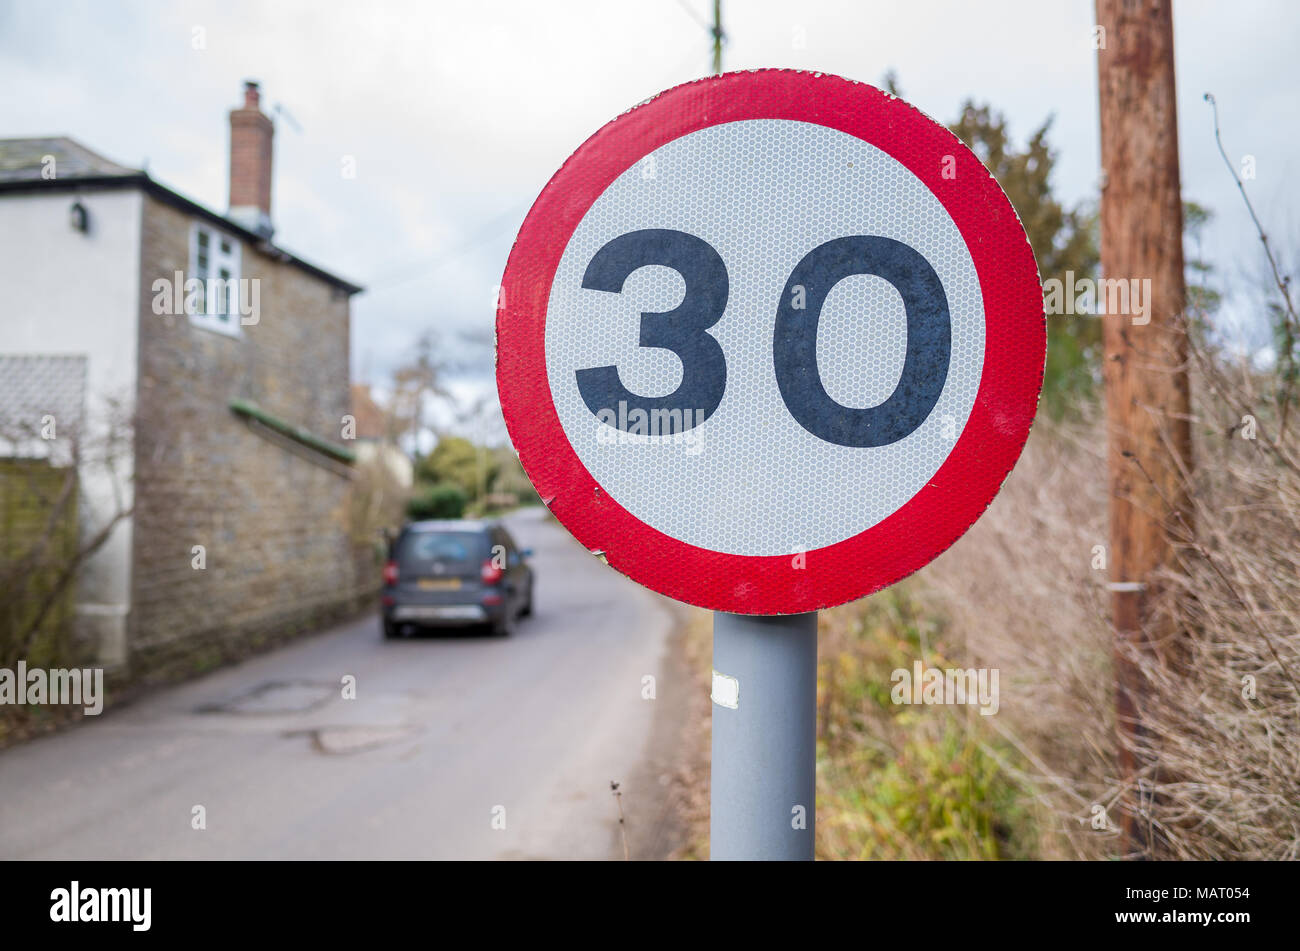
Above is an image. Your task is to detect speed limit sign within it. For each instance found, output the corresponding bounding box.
[497,69,1044,615]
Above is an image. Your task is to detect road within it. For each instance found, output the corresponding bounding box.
[0,508,689,860]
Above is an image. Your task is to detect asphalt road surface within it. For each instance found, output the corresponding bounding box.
[0,508,688,859]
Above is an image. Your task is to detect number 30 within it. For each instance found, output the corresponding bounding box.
[575,229,951,448]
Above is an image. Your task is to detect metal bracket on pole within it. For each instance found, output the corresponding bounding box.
[710,610,818,860]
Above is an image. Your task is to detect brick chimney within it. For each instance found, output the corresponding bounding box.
[228,80,274,239]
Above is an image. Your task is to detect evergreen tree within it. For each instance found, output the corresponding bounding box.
[947,103,1100,417]
[1183,200,1221,330]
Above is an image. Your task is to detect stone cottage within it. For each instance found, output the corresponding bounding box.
[0,81,370,676]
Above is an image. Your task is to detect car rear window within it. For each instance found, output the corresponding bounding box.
[398,531,483,570]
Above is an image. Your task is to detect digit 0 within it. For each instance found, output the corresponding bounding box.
[774,235,951,447]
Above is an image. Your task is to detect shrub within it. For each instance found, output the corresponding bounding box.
[816,587,1030,860]
[406,482,467,520]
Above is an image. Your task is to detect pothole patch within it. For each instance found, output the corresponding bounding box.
[287,724,420,755]
[197,680,337,715]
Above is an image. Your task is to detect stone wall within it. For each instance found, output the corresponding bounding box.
[130,195,370,680]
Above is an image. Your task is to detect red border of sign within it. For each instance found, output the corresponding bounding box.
[497,69,1044,615]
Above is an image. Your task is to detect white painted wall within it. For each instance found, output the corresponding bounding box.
[356,440,414,489]
[0,188,142,666]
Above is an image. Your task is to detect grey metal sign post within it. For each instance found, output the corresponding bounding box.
[710,611,818,860]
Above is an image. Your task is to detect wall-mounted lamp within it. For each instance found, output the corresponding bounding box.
[69,200,89,234]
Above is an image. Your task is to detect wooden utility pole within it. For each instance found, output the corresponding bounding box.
[711,0,724,75]
[1095,0,1193,858]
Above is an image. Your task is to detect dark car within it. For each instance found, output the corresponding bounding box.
[381,519,534,638]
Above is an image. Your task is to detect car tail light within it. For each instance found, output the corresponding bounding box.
[383,560,399,586]
[481,559,503,585]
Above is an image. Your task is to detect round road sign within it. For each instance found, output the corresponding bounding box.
[497,69,1044,615]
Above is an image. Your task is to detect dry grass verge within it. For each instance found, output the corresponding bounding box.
[673,350,1298,860]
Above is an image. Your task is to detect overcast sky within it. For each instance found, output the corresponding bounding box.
[3,0,1295,433]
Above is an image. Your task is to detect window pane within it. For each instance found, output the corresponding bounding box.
[398,532,484,572]
[196,224,209,278]
[218,268,231,314]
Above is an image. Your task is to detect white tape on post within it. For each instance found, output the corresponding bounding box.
[711,670,739,709]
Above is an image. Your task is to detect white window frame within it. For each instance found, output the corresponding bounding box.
[188,222,243,337]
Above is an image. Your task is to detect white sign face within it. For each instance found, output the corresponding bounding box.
[544,119,985,556]
[497,70,1044,614]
